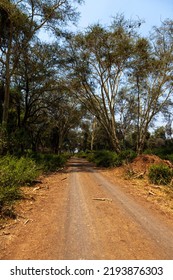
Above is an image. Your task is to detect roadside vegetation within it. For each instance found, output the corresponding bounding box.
[148,164,173,185]
[0,153,70,219]
[79,149,137,167]
[77,144,173,187]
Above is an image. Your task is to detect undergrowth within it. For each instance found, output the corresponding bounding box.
[148,164,173,186]
[28,152,70,172]
[0,153,70,219]
[85,149,137,167]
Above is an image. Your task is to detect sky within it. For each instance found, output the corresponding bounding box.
[40,0,172,40]
[75,0,173,35]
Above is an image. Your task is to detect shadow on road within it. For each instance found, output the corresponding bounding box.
[63,157,104,173]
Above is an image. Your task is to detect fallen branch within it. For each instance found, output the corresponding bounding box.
[133,172,145,179]
[147,191,156,198]
[92,198,112,202]
[24,219,33,225]
[0,231,10,236]
[61,177,67,181]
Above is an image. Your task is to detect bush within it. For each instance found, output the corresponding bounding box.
[118,149,137,163]
[167,154,173,164]
[0,153,69,217]
[76,151,87,158]
[148,164,173,185]
[0,186,21,211]
[0,155,39,215]
[86,149,137,168]
[42,154,67,172]
[86,152,95,162]
[144,143,173,161]
[0,156,39,187]
[28,152,69,172]
[88,150,122,167]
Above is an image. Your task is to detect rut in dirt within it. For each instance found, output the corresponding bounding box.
[63,157,173,259]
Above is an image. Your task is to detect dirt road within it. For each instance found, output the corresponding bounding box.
[0,158,173,259]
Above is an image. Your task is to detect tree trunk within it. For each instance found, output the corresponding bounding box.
[108,117,121,154]
[2,53,11,127]
[106,125,121,154]
[2,25,13,128]
[90,118,97,150]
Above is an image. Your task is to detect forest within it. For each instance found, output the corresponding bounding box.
[0,0,173,216]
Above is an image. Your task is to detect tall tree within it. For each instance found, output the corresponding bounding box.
[66,16,141,153]
[0,0,31,127]
[129,20,173,153]
[0,0,82,128]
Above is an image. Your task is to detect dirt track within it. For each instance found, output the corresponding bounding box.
[0,158,173,260]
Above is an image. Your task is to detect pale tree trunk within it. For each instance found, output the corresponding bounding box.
[104,119,121,154]
[90,118,97,150]
[109,132,121,154]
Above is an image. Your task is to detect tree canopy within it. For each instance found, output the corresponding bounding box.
[0,3,172,155]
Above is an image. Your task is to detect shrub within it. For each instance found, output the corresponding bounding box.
[0,155,38,215]
[0,186,21,211]
[167,154,173,164]
[144,143,173,161]
[148,164,173,185]
[28,152,69,172]
[0,156,39,187]
[0,153,69,217]
[42,154,67,172]
[76,151,87,158]
[88,150,122,167]
[86,152,95,162]
[118,149,137,163]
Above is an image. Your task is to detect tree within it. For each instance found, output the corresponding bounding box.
[7,42,55,151]
[129,20,173,153]
[66,16,141,153]
[165,114,172,139]
[0,0,83,128]
[0,0,31,127]
[48,90,84,153]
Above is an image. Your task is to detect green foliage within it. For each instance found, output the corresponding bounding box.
[148,164,173,185]
[76,150,92,159]
[0,155,39,215]
[0,155,38,215]
[28,152,70,172]
[76,151,88,158]
[0,152,70,216]
[0,186,21,211]
[167,154,173,163]
[118,149,137,163]
[0,155,39,187]
[144,142,173,160]
[87,150,122,167]
[86,149,137,167]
